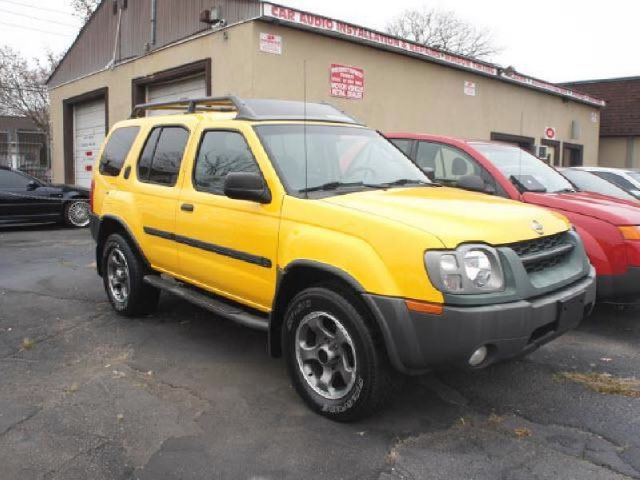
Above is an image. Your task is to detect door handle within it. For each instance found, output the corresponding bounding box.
[181,203,194,212]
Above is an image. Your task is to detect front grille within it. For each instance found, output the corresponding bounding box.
[506,233,573,274]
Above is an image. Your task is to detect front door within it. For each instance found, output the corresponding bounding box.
[0,169,58,224]
[176,126,280,312]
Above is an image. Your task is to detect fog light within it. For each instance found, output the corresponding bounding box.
[469,346,488,367]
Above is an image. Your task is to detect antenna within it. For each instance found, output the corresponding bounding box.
[303,60,309,199]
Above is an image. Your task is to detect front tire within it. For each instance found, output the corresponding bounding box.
[64,199,90,228]
[282,286,398,421]
[101,233,159,316]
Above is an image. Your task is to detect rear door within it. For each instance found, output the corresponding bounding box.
[131,124,192,275]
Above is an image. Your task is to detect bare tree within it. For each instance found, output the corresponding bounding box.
[70,0,101,23]
[386,7,500,60]
[0,47,61,135]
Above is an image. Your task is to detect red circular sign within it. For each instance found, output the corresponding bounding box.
[545,127,556,139]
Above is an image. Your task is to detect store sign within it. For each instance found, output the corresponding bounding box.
[544,127,556,140]
[263,3,497,76]
[260,32,282,55]
[261,3,606,107]
[499,71,605,107]
[464,81,476,96]
[330,64,364,99]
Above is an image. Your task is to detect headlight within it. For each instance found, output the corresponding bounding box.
[426,245,504,294]
[619,226,640,240]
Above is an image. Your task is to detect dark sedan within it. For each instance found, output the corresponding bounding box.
[0,166,90,228]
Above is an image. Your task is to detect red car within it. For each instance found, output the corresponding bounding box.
[387,133,640,304]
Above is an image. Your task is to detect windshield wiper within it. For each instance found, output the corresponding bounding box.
[553,188,577,193]
[365,178,432,188]
[298,181,370,193]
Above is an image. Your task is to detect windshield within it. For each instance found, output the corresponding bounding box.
[255,124,429,195]
[561,169,636,201]
[627,171,640,184]
[472,143,574,194]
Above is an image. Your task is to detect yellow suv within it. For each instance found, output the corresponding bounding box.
[90,97,596,421]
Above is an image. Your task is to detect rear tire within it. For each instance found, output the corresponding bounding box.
[64,200,90,228]
[101,233,159,316]
[282,285,398,421]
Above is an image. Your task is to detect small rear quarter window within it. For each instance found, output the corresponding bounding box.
[99,126,140,176]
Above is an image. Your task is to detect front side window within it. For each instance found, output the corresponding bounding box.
[193,131,261,195]
[137,126,189,186]
[0,169,33,189]
[99,126,140,176]
[389,139,413,157]
[255,125,428,195]
[472,143,574,194]
[416,141,503,195]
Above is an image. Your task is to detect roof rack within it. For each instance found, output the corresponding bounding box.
[131,95,249,118]
[130,96,359,124]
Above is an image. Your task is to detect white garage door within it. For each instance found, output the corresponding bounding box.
[146,75,207,116]
[74,99,105,188]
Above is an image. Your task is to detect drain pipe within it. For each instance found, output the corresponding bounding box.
[108,3,123,69]
[150,0,157,48]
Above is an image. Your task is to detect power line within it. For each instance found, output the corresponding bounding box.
[0,20,75,37]
[0,8,79,28]
[0,0,79,18]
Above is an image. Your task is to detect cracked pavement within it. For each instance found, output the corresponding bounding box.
[0,226,638,480]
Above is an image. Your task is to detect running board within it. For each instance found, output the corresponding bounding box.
[144,275,268,331]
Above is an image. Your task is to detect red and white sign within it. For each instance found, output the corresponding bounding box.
[261,3,606,107]
[259,32,282,55]
[464,81,476,96]
[544,127,556,140]
[330,64,364,100]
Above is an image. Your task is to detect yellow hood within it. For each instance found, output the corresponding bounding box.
[323,186,569,248]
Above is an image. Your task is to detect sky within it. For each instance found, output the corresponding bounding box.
[0,0,638,83]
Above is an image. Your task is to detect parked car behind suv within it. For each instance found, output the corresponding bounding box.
[388,133,640,304]
[560,168,638,203]
[570,166,640,200]
[0,166,90,227]
[91,97,595,421]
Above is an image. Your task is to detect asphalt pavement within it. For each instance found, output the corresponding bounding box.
[0,226,638,480]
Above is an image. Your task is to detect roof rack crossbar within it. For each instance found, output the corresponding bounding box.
[130,95,254,118]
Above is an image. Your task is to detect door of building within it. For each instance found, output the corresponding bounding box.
[563,143,584,167]
[146,75,207,116]
[73,99,105,188]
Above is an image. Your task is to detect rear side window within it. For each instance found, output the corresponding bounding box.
[99,126,140,176]
[137,126,189,187]
[193,130,261,195]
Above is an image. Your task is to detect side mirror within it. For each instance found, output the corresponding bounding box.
[224,172,271,204]
[456,174,486,193]
[421,167,436,182]
[26,181,39,191]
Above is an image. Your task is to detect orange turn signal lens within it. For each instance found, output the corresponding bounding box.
[619,226,640,240]
[405,300,444,315]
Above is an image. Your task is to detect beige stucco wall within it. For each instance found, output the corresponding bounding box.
[599,137,628,168]
[599,136,640,168]
[249,22,600,166]
[49,19,602,182]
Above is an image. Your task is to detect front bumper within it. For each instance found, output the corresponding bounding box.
[363,267,596,375]
[596,266,640,303]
